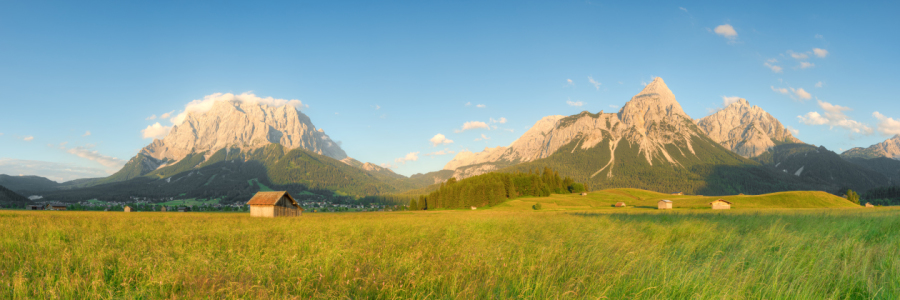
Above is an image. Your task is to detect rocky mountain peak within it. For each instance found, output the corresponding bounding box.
[618,77,689,132]
[697,98,801,158]
[841,134,900,160]
[140,100,347,163]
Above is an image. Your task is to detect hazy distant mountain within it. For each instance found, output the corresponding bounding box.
[696,98,802,158]
[841,135,900,160]
[0,174,60,194]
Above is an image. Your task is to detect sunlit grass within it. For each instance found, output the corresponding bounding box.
[2,208,898,299]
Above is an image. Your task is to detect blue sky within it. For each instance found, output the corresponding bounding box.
[1,0,899,181]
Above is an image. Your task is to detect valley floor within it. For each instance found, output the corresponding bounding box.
[2,207,898,299]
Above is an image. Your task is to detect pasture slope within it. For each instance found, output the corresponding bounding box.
[492,188,859,211]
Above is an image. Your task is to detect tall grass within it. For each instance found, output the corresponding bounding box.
[1,209,898,299]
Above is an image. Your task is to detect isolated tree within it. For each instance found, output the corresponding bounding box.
[846,189,860,205]
[409,199,418,211]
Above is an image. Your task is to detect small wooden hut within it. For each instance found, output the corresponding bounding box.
[865,202,874,208]
[47,204,68,211]
[658,200,673,210]
[123,206,132,212]
[672,192,684,196]
[580,192,588,196]
[160,206,167,212]
[615,202,626,208]
[710,199,732,210]
[247,191,303,217]
[25,205,44,210]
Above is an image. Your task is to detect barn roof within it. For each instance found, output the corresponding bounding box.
[709,199,732,205]
[246,191,299,207]
[659,200,673,203]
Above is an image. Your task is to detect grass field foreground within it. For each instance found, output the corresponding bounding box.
[2,208,899,299]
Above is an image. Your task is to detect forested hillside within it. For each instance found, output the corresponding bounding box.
[410,167,584,210]
[0,184,30,206]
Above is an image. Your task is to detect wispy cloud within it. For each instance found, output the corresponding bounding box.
[791,87,812,100]
[490,117,507,124]
[588,76,601,90]
[772,86,811,101]
[0,159,111,182]
[145,114,157,120]
[52,144,127,173]
[465,102,471,107]
[788,51,809,60]
[23,136,34,141]
[141,122,172,139]
[798,100,872,135]
[566,99,584,107]
[722,96,742,107]
[425,149,456,156]
[82,131,91,137]
[764,59,783,73]
[429,133,454,147]
[454,121,490,133]
[771,86,790,95]
[815,81,824,88]
[799,62,815,69]
[474,134,490,141]
[873,112,900,136]
[679,7,688,12]
[160,110,175,119]
[566,79,574,86]
[476,104,486,108]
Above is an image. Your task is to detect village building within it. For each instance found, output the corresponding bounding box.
[247,191,303,217]
[25,205,44,210]
[178,206,191,212]
[615,202,626,208]
[658,199,673,210]
[710,199,732,210]
[124,206,132,212]
[865,203,874,208]
[46,203,68,211]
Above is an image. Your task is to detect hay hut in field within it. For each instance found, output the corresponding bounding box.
[615,202,626,208]
[246,191,303,217]
[865,202,874,208]
[580,192,588,196]
[672,192,684,196]
[160,206,167,212]
[658,200,673,210]
[470,206,477,210]
[710,199,732,210]
[123,206,132,212]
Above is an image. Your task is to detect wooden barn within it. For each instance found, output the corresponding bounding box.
[865,203,874,208]
[615,202,626,208]
[25,205,43,210]
[160,206,167,212]
[47,204,68,211]
[672,192,684,196]
[178,206,191,212]
[710,199,732,210]
[658,200,673,210]
[123,206,132,212]
[247,191,303,217]
[580,192,588,196]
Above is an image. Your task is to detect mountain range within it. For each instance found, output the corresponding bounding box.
[4,77,899,204]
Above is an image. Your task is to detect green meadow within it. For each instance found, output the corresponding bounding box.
[2,191,898,299]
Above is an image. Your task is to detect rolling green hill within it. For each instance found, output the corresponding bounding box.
[491,188,859,211]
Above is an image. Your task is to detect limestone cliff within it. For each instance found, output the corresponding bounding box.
[696,98,802,158]
[842,135,900,160]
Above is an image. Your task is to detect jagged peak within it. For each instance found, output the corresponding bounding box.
[636,77,673,97]
[618,77,689,128]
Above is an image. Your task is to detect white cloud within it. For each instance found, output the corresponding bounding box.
[788,51,809,60]
[771,86,790,95]
[490,117,507,124]
[873,112,900,136]
[394,152,419,164]
[141,122,172,139]
[798,100,873,135]
[454,121,490,133]
[476,104,486,108]
[799,62,815,69]
[23,136,34,141]
[764,61,783,73]
[0,159,110,182]
[813,48,828,58]
[380,163,393,169]
[374,105,381,110]
[566,99,584,107]
[722,96,742,107]
[425,149,456,156]
[168,93,307,125]
[815,34,824,39]
[588,76,601,90]
[53,144,126,172]
[82,131,91,137]
[791,87,812,100]
[714,24,737,40]
[465,102,471,106]
[145,114,157,120]
[679,7,688,12]
[566,79,574,86]
[474,134,490,141]
[159,110,175,119]
[815,81,824,88]
[429,134,454,147]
